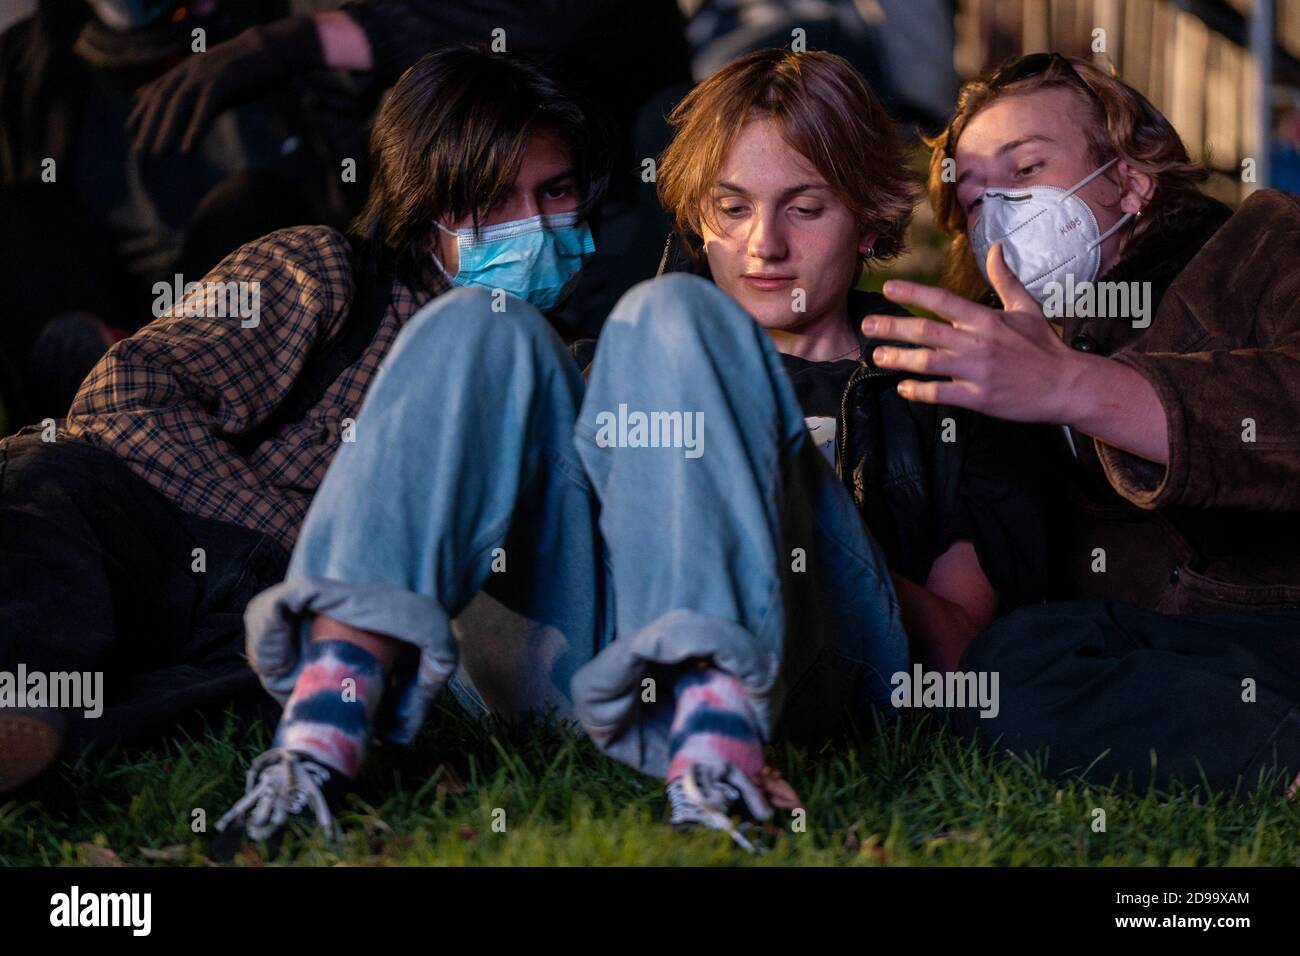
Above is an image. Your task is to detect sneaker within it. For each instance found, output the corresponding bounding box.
[0,708,66,793]
[666,761,773,854]
[212,748,347,859]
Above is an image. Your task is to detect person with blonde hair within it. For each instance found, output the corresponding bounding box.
[866,52,1300,792]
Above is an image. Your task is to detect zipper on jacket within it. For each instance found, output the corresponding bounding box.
[836,359,895,485]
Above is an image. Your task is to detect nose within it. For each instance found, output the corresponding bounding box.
[520,195,543,221]
[747,209,787,261]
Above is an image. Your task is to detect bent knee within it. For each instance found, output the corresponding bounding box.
[955,603,1108,736]
[601,275,767,378]
[609,273,750,337]
[394,286,558,360]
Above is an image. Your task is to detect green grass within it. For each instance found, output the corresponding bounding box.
[2,704,1297,867]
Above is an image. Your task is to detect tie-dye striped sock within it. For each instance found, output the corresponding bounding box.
[274,639,385,780]
[666,666,764,783]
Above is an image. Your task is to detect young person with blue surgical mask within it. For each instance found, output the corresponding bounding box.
[867,52,1300,794]
[0,44,606,795]
[218,46,1045,853]
[207,45,608,843]
[433,212,594,313]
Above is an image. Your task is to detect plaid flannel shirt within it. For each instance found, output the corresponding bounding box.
[53,225,444,551]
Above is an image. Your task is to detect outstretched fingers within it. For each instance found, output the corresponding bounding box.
[880,279,994,332]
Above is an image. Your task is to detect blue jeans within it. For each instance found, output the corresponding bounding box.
[245,274,908,777]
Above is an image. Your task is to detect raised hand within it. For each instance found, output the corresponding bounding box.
[862,243,1083,423]
[863,243,1169,463]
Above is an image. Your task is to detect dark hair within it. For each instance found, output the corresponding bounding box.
[350,45,609,288]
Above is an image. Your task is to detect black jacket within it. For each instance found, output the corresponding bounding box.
[836,287,1044,607]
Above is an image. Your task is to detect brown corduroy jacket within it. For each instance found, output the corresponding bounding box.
[1045,188,1300,613]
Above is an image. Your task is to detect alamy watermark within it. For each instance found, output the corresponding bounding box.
[50,886,151,936]
[152,273,261,327]
[592,404,704,459]
[890,664,999,719]
[0,664,103,718]
[1041,276,1152,329]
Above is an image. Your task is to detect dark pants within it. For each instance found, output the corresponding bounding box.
[0,435,288,748]
[957,600,1300,791]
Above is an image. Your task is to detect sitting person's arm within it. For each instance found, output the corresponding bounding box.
[892,541,996,673]
[864,245,1172,461]
[1092,198,1300,511]
[868,193,1300,513]
[1094,332,1300,511]
[892,402,1048,671]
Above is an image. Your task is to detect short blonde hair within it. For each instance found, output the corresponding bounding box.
[658,48,918,269]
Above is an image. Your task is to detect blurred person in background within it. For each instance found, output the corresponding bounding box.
[0,0,358,428]
[127,0,693,343]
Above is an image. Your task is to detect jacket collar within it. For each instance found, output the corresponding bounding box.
[850,287,911,373]
[1061,193,1232,355]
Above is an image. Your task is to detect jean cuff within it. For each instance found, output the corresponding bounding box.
[570,607,781,778]
[243,576,458,745]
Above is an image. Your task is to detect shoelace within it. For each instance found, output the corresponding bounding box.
[666,776,703,821]
[215,748,338,843]
[668,769,763,855]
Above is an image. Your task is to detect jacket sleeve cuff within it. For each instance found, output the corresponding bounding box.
[1093,352,1186,510]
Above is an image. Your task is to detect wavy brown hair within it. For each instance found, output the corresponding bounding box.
[926,54,1209,300]
[658,48,918,275]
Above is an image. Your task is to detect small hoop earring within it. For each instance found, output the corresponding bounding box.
[863,245,875,258]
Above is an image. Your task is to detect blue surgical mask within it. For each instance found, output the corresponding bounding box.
[434,211,595,312]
